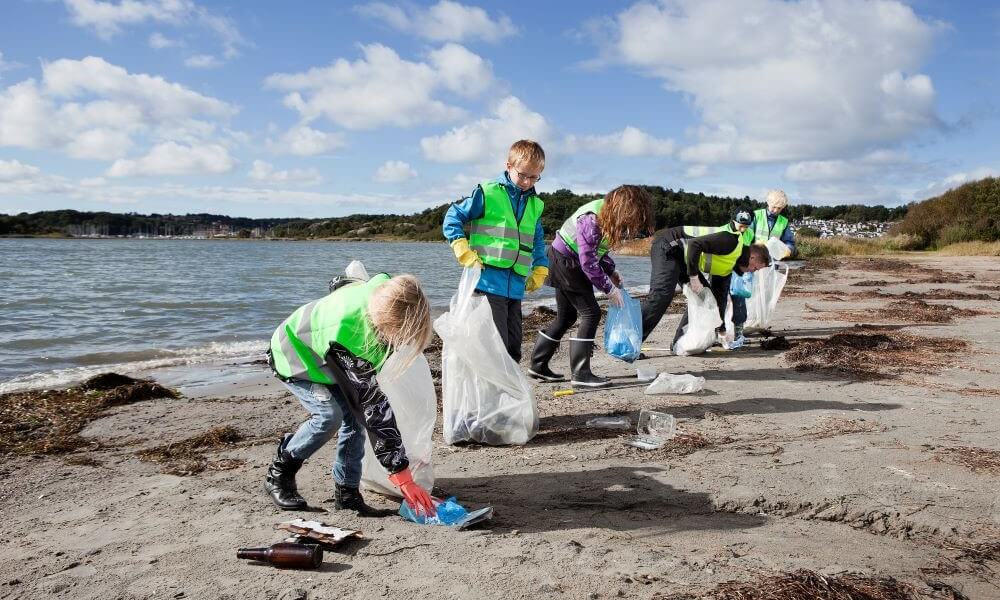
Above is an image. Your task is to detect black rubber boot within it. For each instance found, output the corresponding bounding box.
[263,434,307,510]
[569,339,611,388]
[527,332,564,382]
[334,484,393,517]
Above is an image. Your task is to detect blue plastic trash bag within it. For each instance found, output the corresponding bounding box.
[604,288,642,363]
[730,272,753,299]
[400,497,468,526]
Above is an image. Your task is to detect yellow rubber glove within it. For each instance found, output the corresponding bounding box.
[525,266,549,292]
[450,238,482,268]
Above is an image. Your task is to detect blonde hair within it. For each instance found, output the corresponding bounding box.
[507,139,545,170]
[367,274,432,373]
[597,185,655,249]
[765,189,789,210]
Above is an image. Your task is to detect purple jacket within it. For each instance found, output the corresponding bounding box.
[552,213,617,293]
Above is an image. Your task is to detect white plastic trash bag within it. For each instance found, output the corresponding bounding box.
[360,350,437,498]
[434,265,538,445]
[745,264,788,331]
[673,284,723,356]
[644,373,706,395]
[765,238,792,262]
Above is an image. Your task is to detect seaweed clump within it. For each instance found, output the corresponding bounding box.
[785,332,966,379]
[0,373,178,456]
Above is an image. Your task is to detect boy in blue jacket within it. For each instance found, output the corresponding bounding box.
[442,140,549,362]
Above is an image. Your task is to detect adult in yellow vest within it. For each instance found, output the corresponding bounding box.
[442,140,549,362]
[640,211,771,348]
[528,185,654,387]
[731,190,795,341]
[265,274,436,518]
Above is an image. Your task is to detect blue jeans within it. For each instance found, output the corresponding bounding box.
[282,379,367,488]
[731,295,747,326]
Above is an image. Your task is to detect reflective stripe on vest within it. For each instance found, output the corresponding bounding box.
[753,208,788,241]
[468,181,544,277]
[269,273,391,383]
[681,224,743,276]
[557,199,611,257]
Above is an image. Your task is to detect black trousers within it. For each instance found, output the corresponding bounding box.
[641,235,731,342]
[542,287,601,341]
[640,236,684,341]
[483,292,523,362]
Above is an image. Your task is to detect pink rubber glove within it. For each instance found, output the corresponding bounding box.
[388,468,436,517]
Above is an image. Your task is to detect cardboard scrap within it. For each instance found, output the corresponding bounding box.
[275,519,363,547]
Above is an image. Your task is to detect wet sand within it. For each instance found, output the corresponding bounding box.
[1,255,998,599]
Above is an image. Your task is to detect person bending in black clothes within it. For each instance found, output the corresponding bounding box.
[641,210,770,347]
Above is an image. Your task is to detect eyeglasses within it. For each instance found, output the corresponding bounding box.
[510,167,541,184]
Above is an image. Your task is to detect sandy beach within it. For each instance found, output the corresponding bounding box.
[2,254,999,599]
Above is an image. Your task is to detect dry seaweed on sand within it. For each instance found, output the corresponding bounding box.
[137,425,247,475]
[934,446,1000,475]
[802,417,887,440]
[760,336,791,351]
[662,569,922,600]
[0,373,179,456]
[852,280,892,287]
[785,332,967,379]
[814,299,985,324]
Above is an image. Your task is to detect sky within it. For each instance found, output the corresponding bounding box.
[0,0,998,218]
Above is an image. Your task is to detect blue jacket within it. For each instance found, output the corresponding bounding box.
[751,211,797,254]
[442,172,548,300]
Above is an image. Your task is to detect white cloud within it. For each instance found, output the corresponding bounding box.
[248,160,323,186]
[0,159,41,181]
[784,150,910,182]
[0,57,236,160]
[919,167,998,200]
[0,52,20,78]
[563,126,674,156]
[355,1,517,43]
[420,96,552,164]
[604,0,941,165]
[373,160,417,183]
[63,0,247,60]
[265,43,493,130]
[107,141,235,177]
[184,54,222,69]
[148,32,179,49]
[267,125,346,156]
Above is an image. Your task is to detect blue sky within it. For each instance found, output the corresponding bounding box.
[0,0,997,218]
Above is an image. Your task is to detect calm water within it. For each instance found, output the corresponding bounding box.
[0,238,651,391]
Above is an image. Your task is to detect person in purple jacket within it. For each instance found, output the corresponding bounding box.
[527,185,654,388]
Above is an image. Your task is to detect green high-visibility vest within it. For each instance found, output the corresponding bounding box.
[468,181,544,277]
[753,208,788,241]
[557,199,610,257]
[682,224,743,277]
[269,273,391,384]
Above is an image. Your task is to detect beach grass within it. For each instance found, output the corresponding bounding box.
[935,240,1000,256]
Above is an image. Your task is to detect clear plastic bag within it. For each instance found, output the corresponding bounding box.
[359,349,437,498]
[672,284,723,356]
[604,288,642,362]
[745,264,788,331]
[433,266,538,445]
[765,238,792,261]
[643,373,705,395]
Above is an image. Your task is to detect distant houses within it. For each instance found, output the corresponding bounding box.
[792,218,895,239]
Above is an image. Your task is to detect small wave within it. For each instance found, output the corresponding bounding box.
[0,339,268,394]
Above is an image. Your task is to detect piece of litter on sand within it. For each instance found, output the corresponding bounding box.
[400,497,494,530]
[275,520,362,547]
[624,409,677,449]
[585,416,632,430]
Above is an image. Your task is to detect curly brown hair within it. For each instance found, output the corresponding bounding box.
[597,185,655,249]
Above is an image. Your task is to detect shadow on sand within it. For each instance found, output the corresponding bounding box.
[437,465,766,535]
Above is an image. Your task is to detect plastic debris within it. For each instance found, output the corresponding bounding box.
[399,497,494,529]
[585,416,632,430]
[625,409,677,450]
[644,373,706,395]
[636,367,657,382]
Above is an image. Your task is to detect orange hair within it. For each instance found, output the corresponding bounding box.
[597,185,655,249]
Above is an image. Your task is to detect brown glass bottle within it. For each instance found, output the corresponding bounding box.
[236,542,323,569]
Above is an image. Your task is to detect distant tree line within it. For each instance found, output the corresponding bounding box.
[1,187,910,240]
